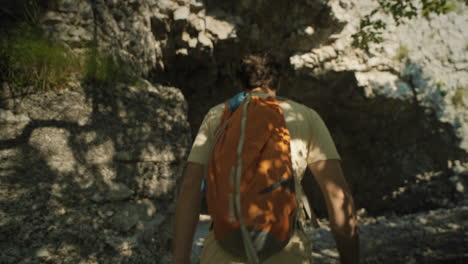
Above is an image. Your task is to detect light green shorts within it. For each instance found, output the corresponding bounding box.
[200,230,313,264]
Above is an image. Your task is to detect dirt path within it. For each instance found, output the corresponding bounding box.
[193,205,467,263]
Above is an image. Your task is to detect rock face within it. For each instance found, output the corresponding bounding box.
[35,0,344,135]
[40,0,162,75]
[1,0,468,262]
[0,81,190,263]
[288,0,468,215]
[82,0,466,216]
[151,0,468,216]
[291,0,468,152]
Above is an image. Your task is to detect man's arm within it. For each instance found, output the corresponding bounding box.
[308,159,359,264]
[173,162,205,264]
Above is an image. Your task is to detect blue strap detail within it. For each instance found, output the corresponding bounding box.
[228,92,287,112]
[228,91,248,111]
[201,178,206,193]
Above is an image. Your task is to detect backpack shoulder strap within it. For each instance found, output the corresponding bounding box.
[228,91,248,111]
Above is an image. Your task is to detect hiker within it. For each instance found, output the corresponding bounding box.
[173,53,359,264]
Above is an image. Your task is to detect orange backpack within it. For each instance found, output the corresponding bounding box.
[206,92,297,263]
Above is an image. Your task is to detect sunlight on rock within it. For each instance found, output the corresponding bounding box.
[99,167,117,185]
[79,131,97,144]
[141,144,176,162]
[50,183,64,198]
[105,237,137,257]
[86,140,115,165]
[0,0,466,263]
[55,206,66,216]
[319,249,339,258]
[29,128,76,173]
[205,15,237,40]
[355,71,414,99]
[47,160,76,174]
[35,247,52,258]
[138,198,157,217]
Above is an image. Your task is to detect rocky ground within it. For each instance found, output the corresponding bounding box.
[193,204,468,263]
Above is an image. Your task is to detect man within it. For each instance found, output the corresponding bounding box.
[173,54,359,263]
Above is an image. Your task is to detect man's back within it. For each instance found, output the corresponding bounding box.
[188,92,341,182]
[187,92,341,263]
[173,53,359,264]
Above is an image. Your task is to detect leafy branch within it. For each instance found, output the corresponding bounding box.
[352,0,456,49]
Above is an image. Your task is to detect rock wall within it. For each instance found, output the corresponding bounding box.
[0,81,190,263]
[39,0,164,75]
[290,0,468,215]
[144,0,468,215]
[1,0,468,262]
[291,0,468,151]
[34,0,344,133]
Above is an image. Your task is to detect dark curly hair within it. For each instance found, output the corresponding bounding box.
[238,53,281,90]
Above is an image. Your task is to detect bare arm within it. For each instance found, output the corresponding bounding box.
[173,162,205,264]
[308,159,359,264]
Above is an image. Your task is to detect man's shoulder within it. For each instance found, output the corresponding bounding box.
[281,98,319,118]
[210,102,225,112]
[200,102,225,126]
[206,103,225,118]
[204,97,320,121]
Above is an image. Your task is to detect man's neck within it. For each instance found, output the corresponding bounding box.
[249,87,276,96]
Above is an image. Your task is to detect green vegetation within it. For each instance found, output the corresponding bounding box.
[22,0,41,25]
[394,44,409,61]
[352,0,463,49]
[440,0,467,13]
[453,86,467,106]
[0,0,41,23]
[0,24,140,94]
[442,1,458,12]
[0,24,80,93]
[436,82,447,97]
[0,0,140,93]
[83,46,139,85]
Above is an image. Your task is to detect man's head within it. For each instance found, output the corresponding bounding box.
[238,53,281,91]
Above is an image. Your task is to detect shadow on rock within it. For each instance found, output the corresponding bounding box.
[0,80,191,263]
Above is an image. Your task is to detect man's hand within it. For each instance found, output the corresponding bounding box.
[308,159,359,264]
[173,162,205,264]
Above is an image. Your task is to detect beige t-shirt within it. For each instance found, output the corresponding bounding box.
[187,92,341,181]
[189,92,340,263]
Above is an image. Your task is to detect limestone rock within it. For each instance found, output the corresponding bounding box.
[198,32,213,49]
[91,183,134,202]
[0,80,190,263]
[0,110,30,123]
[2,0,467,263]
[155,0,178,11]
[173,6,191,21]
[106,183,134,201]
[109,204,140,232]
[188,14,205,32]
[205,16,237,40]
